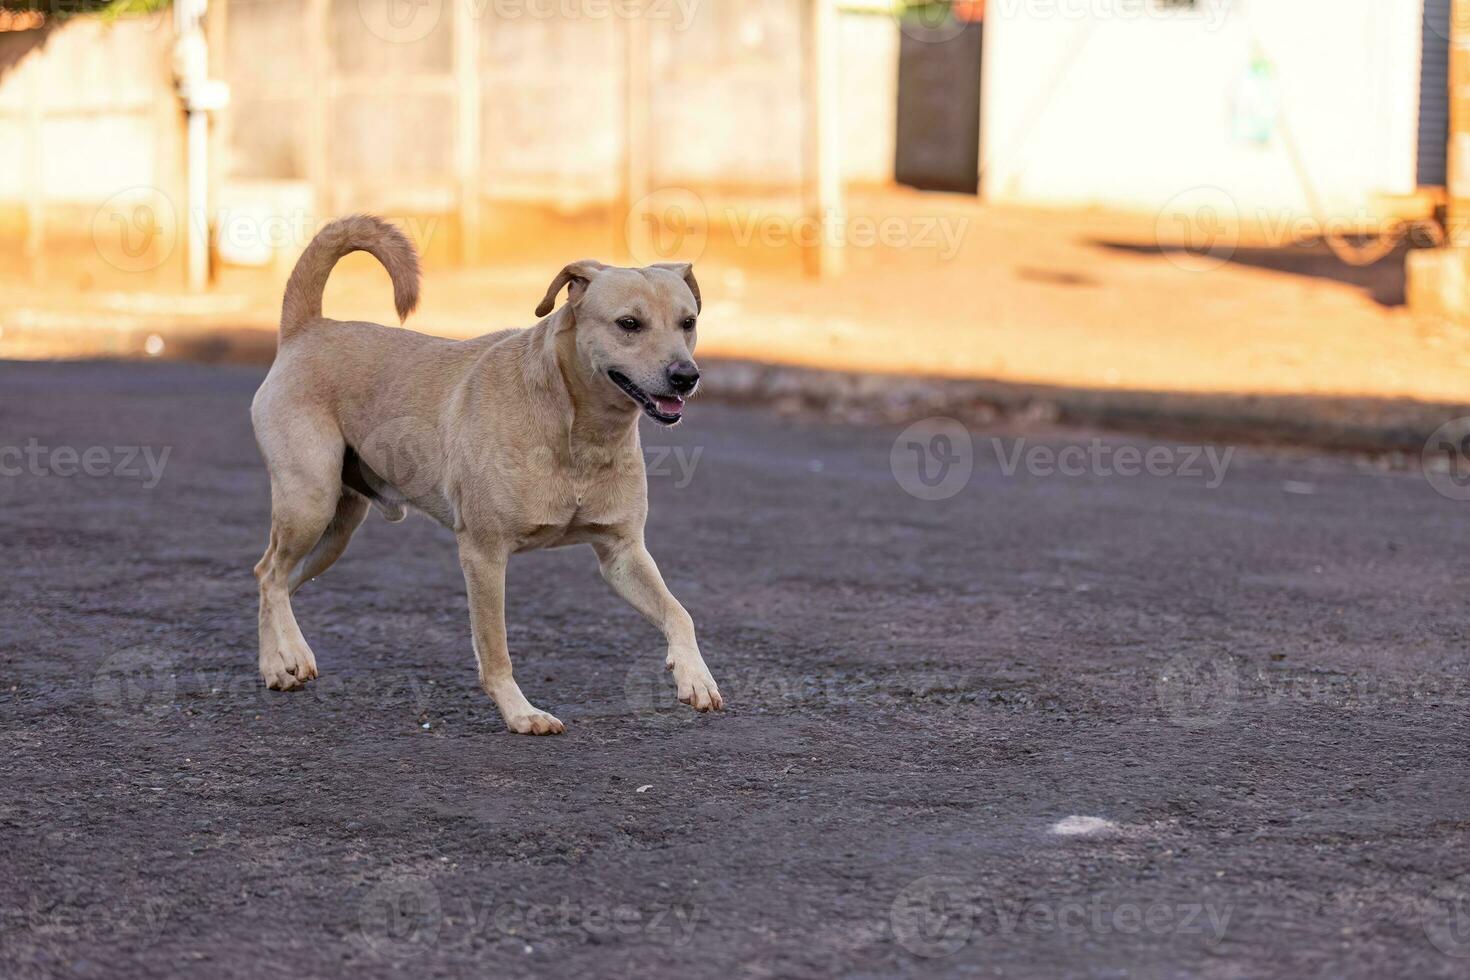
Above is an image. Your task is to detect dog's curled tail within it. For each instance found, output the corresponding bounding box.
[279,214,420,340]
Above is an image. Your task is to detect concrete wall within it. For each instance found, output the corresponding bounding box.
[981,0,1425,218]
[0,16,176,202]
[0,13,185,283]
[0,1,902,278]
[221,0,900,210]
[840,10,899,187]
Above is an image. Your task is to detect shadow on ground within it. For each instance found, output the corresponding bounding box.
[1090,238,1422,307]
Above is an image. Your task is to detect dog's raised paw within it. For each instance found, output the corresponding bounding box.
[506,710,565,736]
[261,663,317,691]
[670,660,723,712]
[260,644,319,691]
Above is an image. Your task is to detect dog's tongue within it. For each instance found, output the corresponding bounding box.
[654,395,685,416]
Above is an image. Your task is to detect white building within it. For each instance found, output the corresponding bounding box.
[980,0,1448,219]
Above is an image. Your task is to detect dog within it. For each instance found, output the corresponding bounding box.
[251,215,722,734]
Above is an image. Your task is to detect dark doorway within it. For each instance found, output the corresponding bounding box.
[894,18,984,194]
[1419,0,1450,187]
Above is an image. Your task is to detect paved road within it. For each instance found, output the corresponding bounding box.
[3,360,1468,979]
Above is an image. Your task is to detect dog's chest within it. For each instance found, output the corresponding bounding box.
[512,468,627,552]
[513,504,607,552]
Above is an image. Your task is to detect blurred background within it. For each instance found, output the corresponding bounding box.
[1,0,1467,424]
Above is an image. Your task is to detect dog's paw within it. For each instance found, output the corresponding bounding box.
[670,659,723,712]
[504,709,566,736]
[260,643,318,691]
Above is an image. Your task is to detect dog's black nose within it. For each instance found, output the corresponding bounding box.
[667,361,700,394]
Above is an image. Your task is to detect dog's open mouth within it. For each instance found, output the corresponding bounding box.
[608,370,685,425]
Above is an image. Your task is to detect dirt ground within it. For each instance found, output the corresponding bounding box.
[4,359,1470,979]
[6,192,1469,404]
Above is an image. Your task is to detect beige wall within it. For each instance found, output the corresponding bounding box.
[221,0,900,210]
[0,13,184,282]
[0,1,903,277]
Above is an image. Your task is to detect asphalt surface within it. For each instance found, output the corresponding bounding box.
[3,359,1469,979]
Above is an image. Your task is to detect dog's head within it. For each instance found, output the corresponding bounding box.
[536,260,702,426]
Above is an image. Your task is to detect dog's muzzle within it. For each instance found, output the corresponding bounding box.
[608,370,686,425]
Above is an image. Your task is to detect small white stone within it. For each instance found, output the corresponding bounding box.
[635,784,653,793]
[1050,815,1118,837]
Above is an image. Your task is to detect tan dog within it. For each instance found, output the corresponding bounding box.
[251,215,722,734]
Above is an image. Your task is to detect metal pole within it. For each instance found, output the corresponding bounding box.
[185,106,208,290]
[622,4,652,263]
[454,0,482,264]
[24,48,44,283]
[801,0,843,278]
[174,0,226,291]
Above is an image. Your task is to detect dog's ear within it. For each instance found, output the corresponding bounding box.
[652,261,701,313]
[536,259,606,318]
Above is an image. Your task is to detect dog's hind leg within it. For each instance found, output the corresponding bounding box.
[253,426,344,691]
[289,489,370,595]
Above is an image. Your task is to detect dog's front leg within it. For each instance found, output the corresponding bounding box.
[457,535,565,735]
[594,534,723,712]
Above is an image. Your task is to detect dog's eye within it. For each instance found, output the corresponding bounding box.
[616,317,641,332]
[681,317,697,331]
